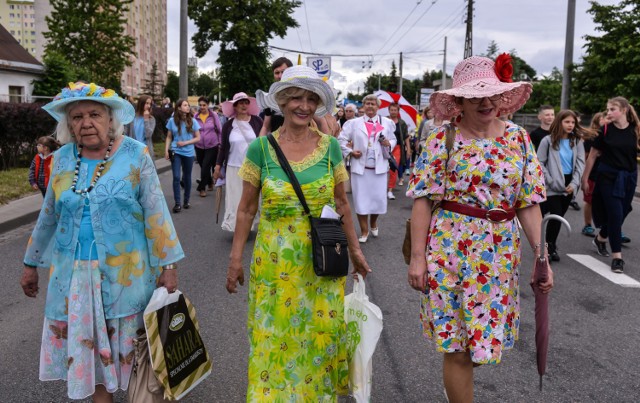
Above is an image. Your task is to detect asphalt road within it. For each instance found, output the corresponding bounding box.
[1,166,639,402]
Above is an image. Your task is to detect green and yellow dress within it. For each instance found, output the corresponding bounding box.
[238,130,350,402]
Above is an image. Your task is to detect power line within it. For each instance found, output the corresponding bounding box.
[379,0,441,57]
[373,0,424,57]
[302,0,313,51]
[408,1,466,53]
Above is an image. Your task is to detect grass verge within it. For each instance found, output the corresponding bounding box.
[0,167,39,204]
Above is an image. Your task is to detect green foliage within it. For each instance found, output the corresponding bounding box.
[195,73,215,98]
[164,71,179,103]
[32,51,76,99]
[522,68,563,113]
[189,0,301,96]
[141,61,162,102]
[43,0,136,91]
[0,103,56,170]
[573,0,640,113]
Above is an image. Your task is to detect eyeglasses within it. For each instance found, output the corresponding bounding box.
[468,94,502,104]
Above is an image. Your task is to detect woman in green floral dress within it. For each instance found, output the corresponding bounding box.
[226,66,371,402]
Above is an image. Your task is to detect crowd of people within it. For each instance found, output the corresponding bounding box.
[20,53,638,402]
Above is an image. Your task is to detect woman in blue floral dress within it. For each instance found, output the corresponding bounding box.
[407,55,553,402]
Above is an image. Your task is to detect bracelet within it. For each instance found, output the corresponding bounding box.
[531,242,547,252]
[162,263,177,270]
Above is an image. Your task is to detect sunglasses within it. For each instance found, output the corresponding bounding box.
[468,94,502,104]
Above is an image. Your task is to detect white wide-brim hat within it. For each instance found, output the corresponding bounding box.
[256,65,336,117]
[430,55,532,120]
[221,92,260,118]
[43,82,135,124]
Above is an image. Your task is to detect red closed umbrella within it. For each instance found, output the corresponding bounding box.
[532,214,571,390]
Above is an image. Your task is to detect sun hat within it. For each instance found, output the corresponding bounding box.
[43,82,135,124]
[255,65,336,117]
[429,54,532,120]
[220,92,260,118]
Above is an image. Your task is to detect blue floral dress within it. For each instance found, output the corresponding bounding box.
[407,123,545,364]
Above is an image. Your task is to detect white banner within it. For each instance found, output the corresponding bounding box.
[307,57,331,78]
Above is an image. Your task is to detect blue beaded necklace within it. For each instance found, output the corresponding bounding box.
[70,138,114,195]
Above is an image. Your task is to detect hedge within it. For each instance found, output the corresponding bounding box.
[0,102,57,170]
[0,102,173,170]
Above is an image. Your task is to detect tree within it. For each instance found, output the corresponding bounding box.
[195,73,215,98]
[32,51,77,99]
[141,61,162,102]
[164,71,179,103]
[388,61,398,93]
[189,0,300,96]
[43,0,135,92]
[573,0,640,113]
[522,67,563,113]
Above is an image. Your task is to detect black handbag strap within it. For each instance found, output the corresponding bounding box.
[266,133,311,216]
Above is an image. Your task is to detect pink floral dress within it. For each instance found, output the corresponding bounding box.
[406,123,545,364]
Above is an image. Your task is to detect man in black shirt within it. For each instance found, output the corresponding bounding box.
[530,104,555,151]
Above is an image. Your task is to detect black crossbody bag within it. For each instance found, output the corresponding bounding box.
[266,134,349,277]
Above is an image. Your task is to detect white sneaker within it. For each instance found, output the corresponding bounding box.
[387,191,396,200]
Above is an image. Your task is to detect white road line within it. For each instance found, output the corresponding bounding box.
[567,254,640,288]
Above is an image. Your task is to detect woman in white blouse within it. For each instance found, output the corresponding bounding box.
[214,92,263,231]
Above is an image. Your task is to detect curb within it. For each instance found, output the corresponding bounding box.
[0,159,171,235]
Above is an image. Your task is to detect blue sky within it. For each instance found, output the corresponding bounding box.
[167,0,619,97]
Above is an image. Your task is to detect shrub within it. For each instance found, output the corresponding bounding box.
[0,102,57,170]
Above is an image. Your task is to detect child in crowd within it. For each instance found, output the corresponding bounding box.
[28,136,60,197]
[537,110,589,261]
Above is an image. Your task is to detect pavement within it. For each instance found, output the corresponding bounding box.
[0,158,172,234]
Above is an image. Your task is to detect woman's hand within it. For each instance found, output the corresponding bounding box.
[20,266,39,298]
[213,165,223,181]
[350,248,372,280]
[408,256,428,292]
[530,261,554,294]
[582,179,590,195]
[226,261,244,293]
[158,269,178,293]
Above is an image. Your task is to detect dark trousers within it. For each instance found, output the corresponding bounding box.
[171,154,194,204]
[195,147,218,191]
[592,175,636,253]
[545,175,573,246]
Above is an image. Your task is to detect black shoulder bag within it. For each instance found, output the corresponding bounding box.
[266,134,349,277]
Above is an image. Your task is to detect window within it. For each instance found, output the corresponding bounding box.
[9,86,24,103]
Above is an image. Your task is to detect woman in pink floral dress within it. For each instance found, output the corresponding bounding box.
[407,55,553,403]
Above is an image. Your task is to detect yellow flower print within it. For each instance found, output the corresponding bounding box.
[125,164,141,188]
[51,170,74,201]
[106,241,145,287]
[145,213,178,259]
[88,83,97,96]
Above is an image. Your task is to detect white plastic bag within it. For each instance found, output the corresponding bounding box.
[344,274,383,402]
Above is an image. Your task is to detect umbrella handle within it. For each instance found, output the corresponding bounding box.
[539,214,571,259]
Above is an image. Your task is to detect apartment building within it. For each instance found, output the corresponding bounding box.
[0,0,167,98]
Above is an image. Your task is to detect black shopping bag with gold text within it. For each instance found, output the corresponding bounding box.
[144,287,212,400]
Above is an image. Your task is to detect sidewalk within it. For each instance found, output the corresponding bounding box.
[0,158,171,234]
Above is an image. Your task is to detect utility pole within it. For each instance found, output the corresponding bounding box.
[463,0,473,59]
[398,52,403,95]
[179,0,188,100]
[442,36,448,90]
[561,0,576,109]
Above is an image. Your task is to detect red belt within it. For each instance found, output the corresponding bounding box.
[440,200,516,223]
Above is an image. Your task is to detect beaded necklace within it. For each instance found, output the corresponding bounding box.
[70,138,114,195]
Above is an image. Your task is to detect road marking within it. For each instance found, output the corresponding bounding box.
[567,254,640,288]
